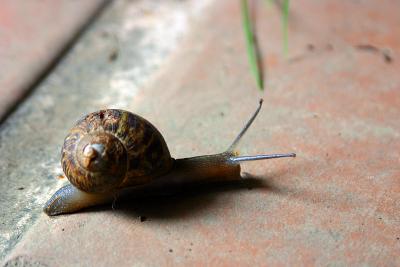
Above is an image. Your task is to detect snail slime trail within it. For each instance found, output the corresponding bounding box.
[44,99,296,216]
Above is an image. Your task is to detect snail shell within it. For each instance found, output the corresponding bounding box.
[61,109,173,193]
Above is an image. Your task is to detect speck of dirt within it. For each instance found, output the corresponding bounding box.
[220,111,225,117]
[188,248,192,252]
[307,44,315,51]
[169,249,173,253]
[57,175,65,179]
[62,228,65,231]
[355,44,393,63]
[382,50,392,63]
[140,216,147,222]
[17,187,24,190]
[396,237,399,240]
[378,217,382,220]
[355,44,379,52]
[109,49,119,62]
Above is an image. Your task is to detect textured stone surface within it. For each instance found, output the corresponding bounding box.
[2,0,400,265]
[0,0,107,122]
[0,0,211,260]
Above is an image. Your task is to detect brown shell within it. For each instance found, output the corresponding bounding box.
[61,109,173,193]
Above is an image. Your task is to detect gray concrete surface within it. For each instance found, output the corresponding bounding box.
[0,0,211,260]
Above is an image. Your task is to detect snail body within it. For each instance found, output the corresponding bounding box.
[44,100,295,216]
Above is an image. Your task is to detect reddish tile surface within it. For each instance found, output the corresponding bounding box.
[4,0,400,266]
[0,0,106,122]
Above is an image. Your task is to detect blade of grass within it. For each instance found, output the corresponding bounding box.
[263,0,274,7]
[241,0,264,90]
[262,0,290,55]
[282,0,290,55]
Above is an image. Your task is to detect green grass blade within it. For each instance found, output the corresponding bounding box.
[263,0,274,7]
[282,0,290,55]
[241,0,264,90]
[262,0,290,55]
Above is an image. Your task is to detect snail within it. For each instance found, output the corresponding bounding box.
[44,99,295,216]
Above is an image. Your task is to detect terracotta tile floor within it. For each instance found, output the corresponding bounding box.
[1,0,399,265]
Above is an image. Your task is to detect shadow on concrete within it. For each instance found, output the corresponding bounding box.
[82,174,284,220]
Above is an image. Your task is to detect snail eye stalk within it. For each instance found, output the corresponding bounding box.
[226,99,296,162]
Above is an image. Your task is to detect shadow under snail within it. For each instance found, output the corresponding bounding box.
[44,99,295,216]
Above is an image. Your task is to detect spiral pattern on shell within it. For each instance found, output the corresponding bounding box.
[61,109,173,193]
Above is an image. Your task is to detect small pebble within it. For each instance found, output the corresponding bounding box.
[382,50,392,63]
[109,49,118,62]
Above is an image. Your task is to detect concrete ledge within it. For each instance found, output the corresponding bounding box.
[0,0,107,123]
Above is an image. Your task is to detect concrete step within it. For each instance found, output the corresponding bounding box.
[0,0,107,123]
